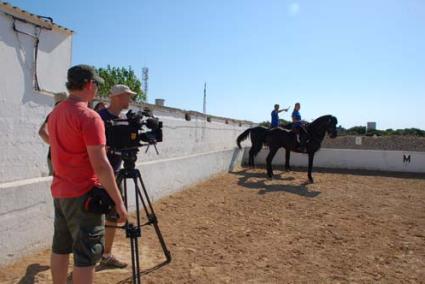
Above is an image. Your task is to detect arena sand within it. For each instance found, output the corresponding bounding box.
[1,168,424,283]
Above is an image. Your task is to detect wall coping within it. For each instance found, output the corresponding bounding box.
[0,2,73,35]
[94,97,254,126]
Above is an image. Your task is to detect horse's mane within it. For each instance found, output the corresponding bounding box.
[310,115,337,127]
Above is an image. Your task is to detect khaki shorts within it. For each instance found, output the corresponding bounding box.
[52,192,105,267]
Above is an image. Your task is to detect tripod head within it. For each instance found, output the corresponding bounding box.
[109,147,139,170]
[121,148,139,170]
[110,142,160,171]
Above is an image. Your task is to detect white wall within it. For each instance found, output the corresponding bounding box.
[0,98,250,265]
[0,11,72,182]
[0,8,253,264]
[130,106,249,163]
[0,146,245,265]
[246,148,425,173]
[0,9,73,264]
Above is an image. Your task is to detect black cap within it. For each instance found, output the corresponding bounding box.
[67,64,104,85]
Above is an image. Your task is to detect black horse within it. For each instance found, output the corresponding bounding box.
[237,115,338,183]
[236,123,293,167]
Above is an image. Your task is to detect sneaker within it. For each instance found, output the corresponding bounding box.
[100,255,128,268]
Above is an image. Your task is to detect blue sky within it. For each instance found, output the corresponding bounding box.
[8,0,425,129]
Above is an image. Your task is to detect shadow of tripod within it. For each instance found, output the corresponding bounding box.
[114,149,171,284]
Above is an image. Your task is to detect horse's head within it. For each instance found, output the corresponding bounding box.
[310,115,338,139]
[326,116,338,138]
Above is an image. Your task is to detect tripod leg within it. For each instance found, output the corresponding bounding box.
[132,178,142,282]
[133,231,141,283]
[129,232,137,283]
[133,177,143,227]
[126,224,141,284]
[118,172,141,283]
[136,174,172,263]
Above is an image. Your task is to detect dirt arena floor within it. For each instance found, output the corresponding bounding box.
[1,168,425,283]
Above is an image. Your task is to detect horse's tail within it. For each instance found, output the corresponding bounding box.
[236,128,252,149]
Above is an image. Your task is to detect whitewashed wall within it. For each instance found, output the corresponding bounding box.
[130,106,248,163]
[0,11,72,182]
[0,110,249,265]
[0,10,73,265]
[0,8,252,264]
[246,148,425,173]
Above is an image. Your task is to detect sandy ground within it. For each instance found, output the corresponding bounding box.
[1,168,425,283]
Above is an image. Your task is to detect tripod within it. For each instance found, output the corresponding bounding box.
[115,149,171,284]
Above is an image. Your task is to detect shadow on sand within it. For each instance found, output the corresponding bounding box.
[17,263,50,284]
[230,168,320,198]
[113,260,170,284]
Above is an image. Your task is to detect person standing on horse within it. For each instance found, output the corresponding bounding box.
[271,104,289,128]
[292,102,309,151]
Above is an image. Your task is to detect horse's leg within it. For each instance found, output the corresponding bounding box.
[248,147,255,167]
[285,148,291,171]
[266,146,279,178]
[307,152,315,183]
[252,143,263,168]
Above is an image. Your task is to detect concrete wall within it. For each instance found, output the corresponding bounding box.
[322,135,425,152]
[245,148,425,173]
[0,7,253,263]
[0,90,251,265]
[0,89,252,264]
[0,10,72,182]
[128,104,250,162]
[0,146,245,265]
[0,9,74,264]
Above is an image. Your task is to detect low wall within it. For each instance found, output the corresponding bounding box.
[322,135,425,152]
[0,147,244,265]
[0,99,252,266]
[245,148,425,173]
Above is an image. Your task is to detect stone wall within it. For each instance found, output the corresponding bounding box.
[322,136,425,152]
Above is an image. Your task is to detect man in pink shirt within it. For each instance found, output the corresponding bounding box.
[48,65,127,284]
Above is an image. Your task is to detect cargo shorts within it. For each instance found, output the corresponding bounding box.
[52,192,105,267]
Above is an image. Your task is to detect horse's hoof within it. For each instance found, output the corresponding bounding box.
[285,167,291,172]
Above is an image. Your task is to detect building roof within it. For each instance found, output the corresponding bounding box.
[0,2,73,35]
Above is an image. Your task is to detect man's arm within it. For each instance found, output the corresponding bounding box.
[38,122,50,144]
[87,145,127,224]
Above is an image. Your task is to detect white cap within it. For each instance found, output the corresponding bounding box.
[109,84,137,97]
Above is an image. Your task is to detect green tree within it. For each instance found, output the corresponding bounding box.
[96,65,145,102]
[346,126,366,135]
[259,119,291,128]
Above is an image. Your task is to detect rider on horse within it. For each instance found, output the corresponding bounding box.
[292,102,309,152]
[271,104,289,128]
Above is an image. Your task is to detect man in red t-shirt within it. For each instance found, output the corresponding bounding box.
[48,65,127,284]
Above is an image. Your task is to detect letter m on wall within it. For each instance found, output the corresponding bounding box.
[403,154,411,164]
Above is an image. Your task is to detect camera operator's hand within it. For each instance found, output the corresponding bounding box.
[115,202,128,224]
[87,145,129,223]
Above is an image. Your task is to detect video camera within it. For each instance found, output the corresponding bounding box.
[106,109,163,152]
